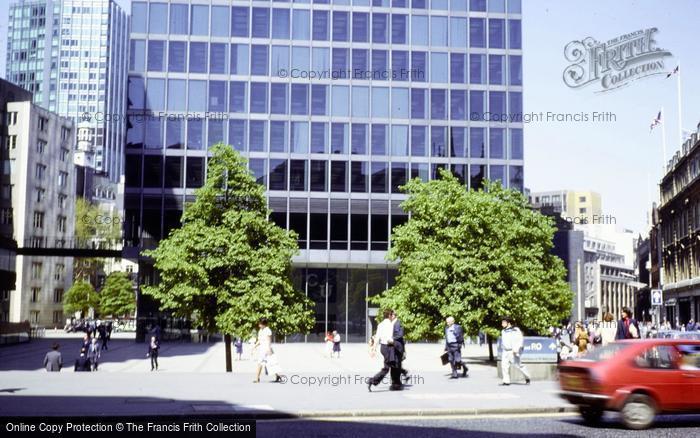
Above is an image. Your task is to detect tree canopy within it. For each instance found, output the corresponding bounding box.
[73,197,122,284]
[64,280,99,318]
[99,272,136,317]
[142,144,314,338]
[371,171,573,340]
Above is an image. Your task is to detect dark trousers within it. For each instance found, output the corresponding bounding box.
[447,342,463,374]
[150,351,159,370]
[371,344,402,387]
[101,338,108,350]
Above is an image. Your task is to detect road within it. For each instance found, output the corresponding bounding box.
[257,413,700,438]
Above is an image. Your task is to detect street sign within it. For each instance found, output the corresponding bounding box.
[497,336,558,363]
[651,289,663,306]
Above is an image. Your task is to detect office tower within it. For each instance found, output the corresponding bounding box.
[127,0,524,341]
[6,0,129,196]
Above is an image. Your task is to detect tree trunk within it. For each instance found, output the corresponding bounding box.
[487,334,494,362]
[224,334,233,372]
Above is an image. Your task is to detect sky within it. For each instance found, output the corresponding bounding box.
[1,0,698,234]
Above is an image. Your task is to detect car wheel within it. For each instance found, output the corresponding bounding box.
[579,406,604,424]
[621,394,656,430]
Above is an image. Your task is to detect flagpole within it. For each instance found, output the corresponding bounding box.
[677,61,683,147]
[661,106,667,169]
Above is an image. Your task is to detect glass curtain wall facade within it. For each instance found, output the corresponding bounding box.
[127,0,524,342]
[6,0,129,184]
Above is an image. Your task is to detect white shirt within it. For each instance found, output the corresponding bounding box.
[501,326,524,352]
[376,318,394,345]
[258,326,272,348]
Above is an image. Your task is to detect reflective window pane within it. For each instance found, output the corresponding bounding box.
[252,7,270,38]
[313,10,329,41]
[391,125,408,156]
[332,85,349,117]
[372,13,388,43]
[250,82,268,113]
[331,123,349,154]
[470,18,486,48]
[270,121,288,152]
[269,159,288,190]
[251,45,269,76]
[229,81,246,113]
[189,42,208,74]
[290,160,307,191]
[311,85,328,116]
[211,6,229,37]
[188,80,206,112]
[352,86,369,118]
[169,4,188,34]
[291,122,309,153]
[293,10,310,40]
[470,54,486,84]
[208,81,226,112]
[351,124,368,155]
[147,41,164,72]
[230,44,249,75]
[392,88,409,118]
[249,120,267,152]
[191,5,209,36]
[351,162,368,192]
[489,19,506,49]
[310,161,327,191]
[371,162,388,193]
[470,127,486,158]
[231,7,249,37]
[291,84,309,115]
[431,126,447,158]
[331,162,347,192]
[411,126,427,156]
[352,12,369,42]
[431,89,446,120]
[372,87,389,118]
[229,119,246,152]
[271,83,288,114]
[371,124,388,156]
[209,43,227,74]
[311,123,328,153]
[272,9,290,39]
[187,119,204,150]
[490,128,505,159]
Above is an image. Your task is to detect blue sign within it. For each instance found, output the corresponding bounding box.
[497,336,558,363]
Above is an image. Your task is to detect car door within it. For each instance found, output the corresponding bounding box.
[676,343,700,409]
[632,344,686,410]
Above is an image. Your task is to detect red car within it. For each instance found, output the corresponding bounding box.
[558,339,700,429]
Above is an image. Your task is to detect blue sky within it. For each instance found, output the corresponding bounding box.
[1,0,698,233]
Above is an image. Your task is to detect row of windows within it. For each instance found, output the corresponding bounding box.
[134,3,520,49]
[125,154,523,194]
[130,80,522,121]
[131,41,522,86]
[128,118,523,159]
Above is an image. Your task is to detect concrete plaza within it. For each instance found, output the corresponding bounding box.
[0,332,570,417]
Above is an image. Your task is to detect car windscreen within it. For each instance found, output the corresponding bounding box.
[577,342,632,361]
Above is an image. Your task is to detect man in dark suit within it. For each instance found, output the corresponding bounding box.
[368,310,405,392]
[445,316,468,378]
[43,343,63,372]
[74,348,91,372]
[615,307,640,340]
[390,311,406,391]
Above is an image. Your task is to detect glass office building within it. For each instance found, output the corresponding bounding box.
[127,0,524,341]
[6,0,129,185]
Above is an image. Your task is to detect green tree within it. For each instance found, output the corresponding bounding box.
[64,280,99,318]
[73,197,122,284]
[371,171,572,350]
[99,272,136,317]
[143,144,314,370]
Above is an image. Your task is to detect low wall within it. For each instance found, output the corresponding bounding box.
[0,321,31,346]
[496,360,558,381]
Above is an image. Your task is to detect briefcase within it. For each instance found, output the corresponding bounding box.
[440,352,449,366]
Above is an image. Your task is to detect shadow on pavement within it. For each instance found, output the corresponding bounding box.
[0,337,220,371]
[558,414,700,430]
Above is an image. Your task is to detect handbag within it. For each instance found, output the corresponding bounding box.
[440,352,449,366]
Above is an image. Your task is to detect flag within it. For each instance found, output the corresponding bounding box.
[666,65,679,78]
[650,110,662,132]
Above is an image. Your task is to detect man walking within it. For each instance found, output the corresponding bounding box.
[43,343,63,372]
[368,309,404,391]
[445,316,468,379]
[615,307,640,340]
[87,337,101,371]
[500,317,530,386]
[147,335,160,371]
